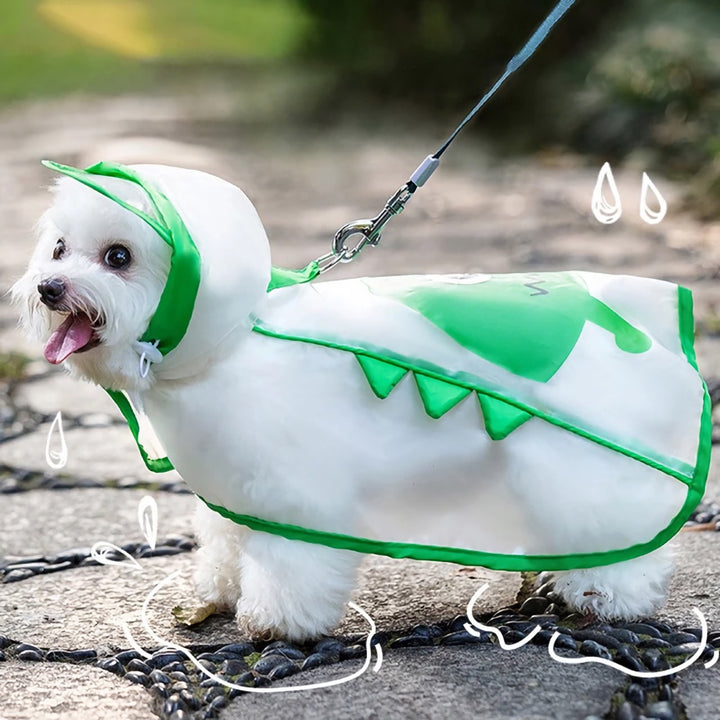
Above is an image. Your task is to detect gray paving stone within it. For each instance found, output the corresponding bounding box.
[676,666,720,720]
[0,488,195,557]
[0,660,151,720]
[0,424,183,486]
[226,645,618,720]
[12,370,122,418]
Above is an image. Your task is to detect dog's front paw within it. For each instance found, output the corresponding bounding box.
[235,593,343,643]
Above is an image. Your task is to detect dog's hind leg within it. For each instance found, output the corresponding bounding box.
[236,531,361,642]
[552,546,674,620]
[193,499,248,611]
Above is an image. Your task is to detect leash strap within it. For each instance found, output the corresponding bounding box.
[323,0,577,272]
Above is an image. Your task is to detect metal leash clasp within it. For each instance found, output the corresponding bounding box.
[318,183,415,273]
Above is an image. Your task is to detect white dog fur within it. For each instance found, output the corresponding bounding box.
[13,164,688,641]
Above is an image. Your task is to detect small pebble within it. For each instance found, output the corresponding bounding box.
[578,640,611,660]
[340,645,366,660]
[204,686,226,704]
[667,642,701,656]
[528,614,559,628]
[619,623,662,639]
[666,631,700,645]
[313,638,345,655]
[151,683,170,699]
[262,646,305,662]
[302,653,326,671]
[46,649,97,662]
[616,701,642,720]
[644,700,677,720]
[42,561,74,574]
[551,634,577,651]
[519,596,550,615]
[3,569,35,583]
[168,671,190,682]
[440,629,491,645]
[96,658,124,675]
[163,662,188,675]
[16,644,44,661]
[678,627,702,640]
[179,689,199,710]
[605,628,640,644]
[625,682,646,707]
[642,619,672,634]
[197,652,228,664]
[124,671,151,687]
[253,654,289,675]
[642,648,670,672]
[219,642,255,658]
[220,658,248,676]
[114,650,141,665]
[268,662,300,680]
[126,658,151,674]
[209,695,228,712]
[616,646,646,673]
[149,669,171,685]
[572,630,622,650]
[163,695,187,716]
[148,651,182,669]
[390,635,433,648]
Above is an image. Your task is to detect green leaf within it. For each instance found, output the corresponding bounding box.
[477,393,531,440]
[357,355,408,399]
[414,373,472,419]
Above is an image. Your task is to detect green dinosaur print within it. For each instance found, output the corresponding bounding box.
[364,272,651,383]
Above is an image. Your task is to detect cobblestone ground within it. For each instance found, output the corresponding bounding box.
[1,90,720,720]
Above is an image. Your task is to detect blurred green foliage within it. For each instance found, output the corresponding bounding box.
[0,0,308,102]
[296,0,720,216]
[2,0,719,215]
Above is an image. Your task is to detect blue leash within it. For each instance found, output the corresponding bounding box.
[322,0,578,272]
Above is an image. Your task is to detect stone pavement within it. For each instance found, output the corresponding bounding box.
[1,90,720,719]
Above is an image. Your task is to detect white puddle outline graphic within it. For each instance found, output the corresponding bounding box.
[93,497,718,688]
[45,411,68,470]
[640,172,668,225]
[137,496,158,550]
[91,495,383,692]
[464,582,718,676]
[591,162,622,224]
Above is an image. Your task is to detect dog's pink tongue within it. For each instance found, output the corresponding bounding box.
[44,314,94,364]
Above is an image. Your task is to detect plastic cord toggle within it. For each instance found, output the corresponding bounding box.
[135,340,162,378]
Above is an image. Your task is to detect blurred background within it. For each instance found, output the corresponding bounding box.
[2,0,719,217]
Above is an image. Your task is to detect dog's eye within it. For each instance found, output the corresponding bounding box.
[52,239,66,260]
[104,244,132,270]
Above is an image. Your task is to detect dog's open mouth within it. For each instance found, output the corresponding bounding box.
[44,313,102,364]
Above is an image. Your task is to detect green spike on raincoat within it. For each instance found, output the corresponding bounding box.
[356,355,408,399]
[414,373,472,419]
[477,393,532,440]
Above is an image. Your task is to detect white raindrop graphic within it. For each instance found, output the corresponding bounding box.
[591,162,622,224]
[138,495,158,550]
[639,172,668,225]
[45,411,68,470]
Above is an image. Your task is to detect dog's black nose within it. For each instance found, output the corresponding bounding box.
[37,278,66,308]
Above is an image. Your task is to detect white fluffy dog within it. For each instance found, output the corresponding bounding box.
[13,163,709,641]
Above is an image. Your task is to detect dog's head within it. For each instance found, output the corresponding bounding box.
[12,164,271,391]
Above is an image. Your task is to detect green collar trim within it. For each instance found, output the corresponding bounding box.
[43,160,201,357]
